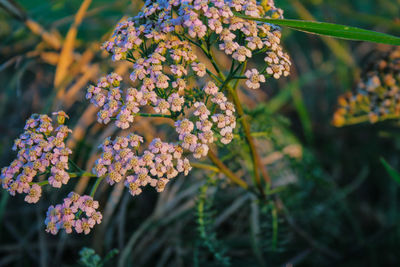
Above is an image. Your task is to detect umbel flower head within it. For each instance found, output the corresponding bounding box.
[0,0,293,236]
[45,192,102,235]
[333,47,400,126]
[92,0,291,132]
[102,0,290,86]
[93,134,192,197]
[85,0,291,198]
[0,111,72,203]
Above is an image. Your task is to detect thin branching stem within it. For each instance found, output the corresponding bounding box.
[136,113,173,119]
[200,36,270,197]
[90,177,103,197]
[69,171,97,178]
[29,170,97,186]
[207,149,249,190]
[227,82,269,197]
[191,162,220,173]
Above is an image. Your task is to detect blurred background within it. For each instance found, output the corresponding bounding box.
[1,0,400,266]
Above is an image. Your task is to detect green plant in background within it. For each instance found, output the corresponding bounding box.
[333,47,400,126]
[79,247,118,267]
[195,175,230,266]
[381,157,400,185]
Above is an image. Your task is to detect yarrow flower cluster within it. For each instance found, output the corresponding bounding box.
[102,0,290,92]
[84,0,292,198]
[0,111,72,203]
[93,134,192,196]
[333,47,400,126]
[86,73,123,125]
[90,78,238,197]
[45,192,102,235]
[0,0,293,236]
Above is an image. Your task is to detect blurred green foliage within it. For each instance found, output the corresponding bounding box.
[78,247,118,267]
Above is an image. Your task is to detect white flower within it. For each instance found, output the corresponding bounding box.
[203,81,219,95]
[168,93,184,112]
[245,69,265,89]
[232,46,252,62]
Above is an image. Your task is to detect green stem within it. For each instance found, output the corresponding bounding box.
[90,177,103,197]
[68,158,84,172]
[191,162,220,173]
[233,131,270,139]
[69,171,97,178]
[196,32,272,197]
[207,149,249,190]
[228,84,267,197]
[227,62,270,197]
[111,113,174,120]
[29,171,97,186]
[337,113,400,127]
[266,185,287,196]
[33,180,49,186]
[136,113,173,119]
[202,40,270,197]
[271,203,278,250]
[206,43,224,80]
[206,69,223,84]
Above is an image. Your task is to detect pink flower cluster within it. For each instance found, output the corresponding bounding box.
[102,0,290,90]
[86,73,123,125]
[0,112,72,203]
[45,192,102,235]
[208,88,237,145]
[175,81,236,155]
[89,38,199,130]
[84,0,292,197]
[0,0,294,237]
[93,134,192,197]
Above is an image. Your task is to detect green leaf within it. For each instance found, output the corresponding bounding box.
[234,13,400,45]
[380,157,400,185]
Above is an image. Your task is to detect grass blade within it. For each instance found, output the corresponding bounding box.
[380,157,400,185]
[234,12,400,45]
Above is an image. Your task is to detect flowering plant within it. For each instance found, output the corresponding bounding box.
[1,0,291,235]
[333,47,400,126]
[1,0,399,239]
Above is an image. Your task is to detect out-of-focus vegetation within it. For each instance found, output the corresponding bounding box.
[1,0,400,266]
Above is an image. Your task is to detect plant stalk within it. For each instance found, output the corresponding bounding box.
[207,149,249,190]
